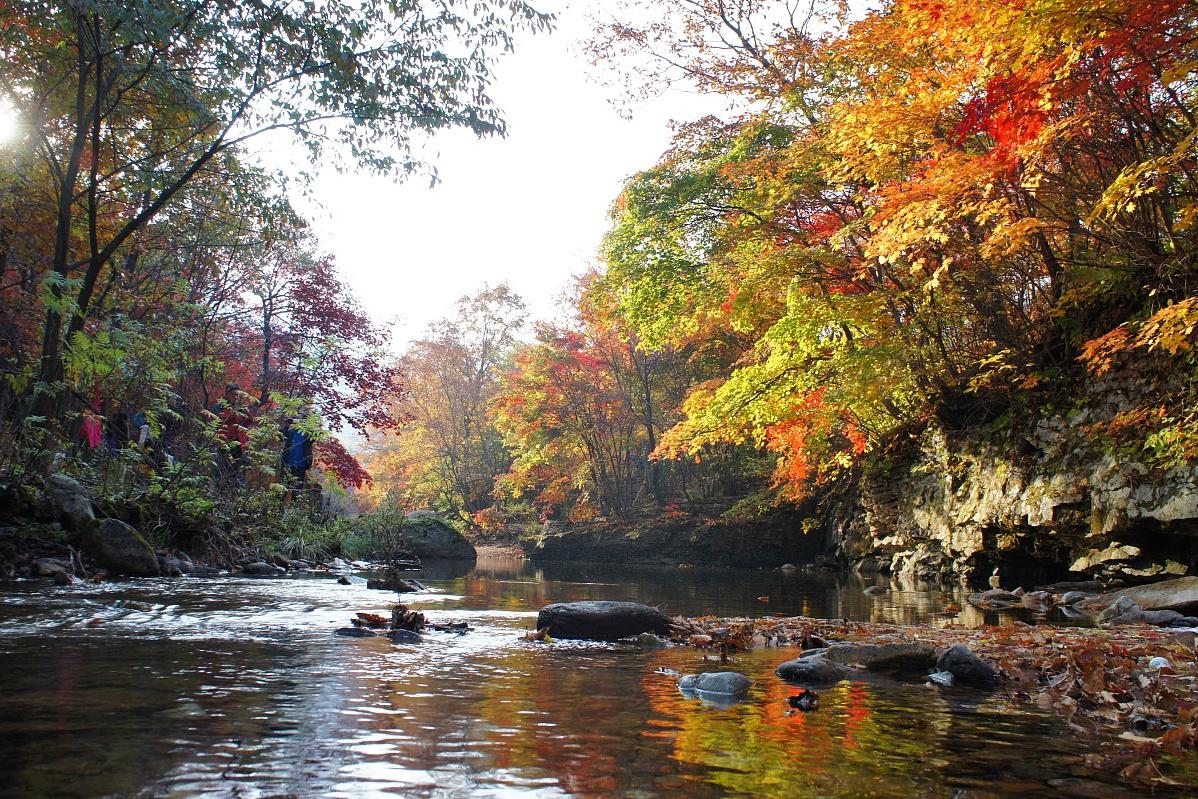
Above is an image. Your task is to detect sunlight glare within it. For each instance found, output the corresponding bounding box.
[0,100,19,145]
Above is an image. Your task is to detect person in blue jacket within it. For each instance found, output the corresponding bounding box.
[280,411,315,505]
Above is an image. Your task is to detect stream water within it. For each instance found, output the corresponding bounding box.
[0,554,1191,798]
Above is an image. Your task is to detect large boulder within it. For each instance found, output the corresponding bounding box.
[397,511,476,560]
[45,474,95,533]
[1076,576,1198,615]
[535,600,673,641]
[82,518,160,576]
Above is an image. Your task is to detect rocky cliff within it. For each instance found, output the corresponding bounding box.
[832,369,1198,585]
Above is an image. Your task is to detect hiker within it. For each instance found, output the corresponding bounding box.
[280,412,314,505]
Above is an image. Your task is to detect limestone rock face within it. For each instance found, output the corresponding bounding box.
[828,374,1198,583]
[83,518,160,576]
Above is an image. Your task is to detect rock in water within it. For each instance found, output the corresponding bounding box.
[678,672,752,696]
[32,558,70,578]
[82,518,160,576]
[1108,609,1184,626]
[820,642,938,671]
[935,644,997,687]
[775,655,849,683]
[1096,596,1141,624]
[335,627,378,638]
[241,561,285,577]
[535,601,673,641]
[1078,577,1198,616]
[927,670,955,688]
[45,474,95,533]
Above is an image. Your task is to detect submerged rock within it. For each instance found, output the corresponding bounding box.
[335,626,378,637]
[82,518,160,577]
[678,672,752,696]
[775,654,848,683]
[535,600,673,641]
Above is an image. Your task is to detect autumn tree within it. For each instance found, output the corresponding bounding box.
[0,0,550,420]
[364,285,526,519]
[592,0,1198,501]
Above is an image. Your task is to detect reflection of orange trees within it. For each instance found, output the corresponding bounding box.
[641,668,949,798]
[443,574,549,611]
[470,650,650,797]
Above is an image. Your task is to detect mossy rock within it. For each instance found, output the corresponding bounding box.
[397,511,476,560]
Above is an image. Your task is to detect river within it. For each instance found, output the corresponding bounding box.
[0,554,1190,798]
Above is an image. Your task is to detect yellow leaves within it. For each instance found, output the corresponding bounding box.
[1088,126,1198,231]
[1137,297,1198,356]
[1080,298,1198,375]
[1174,201,1198,233]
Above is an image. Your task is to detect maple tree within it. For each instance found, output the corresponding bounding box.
[591,0,1198,500]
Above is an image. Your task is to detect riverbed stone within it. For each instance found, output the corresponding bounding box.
[535,600,673,641]
[32,558,70,578]
[1058,591,1093,606]
[335,626,378,637]
[1096,596,1141,624]
[45,474,95,533]
[1107,609,1185,627]
[775,654,848,683]
[82,518,160,576]
[1078,576,1198,616]
[936,644,997,687]
[678,672,752,696]
[241,561,285,577]
[820,642,938,671]
[366,576,426,592]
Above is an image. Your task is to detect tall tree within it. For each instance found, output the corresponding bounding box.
[0,0,550,416]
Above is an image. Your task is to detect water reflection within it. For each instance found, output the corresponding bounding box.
[0,555,1177,798]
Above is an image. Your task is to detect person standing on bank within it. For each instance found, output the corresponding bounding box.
[280,411,314,505]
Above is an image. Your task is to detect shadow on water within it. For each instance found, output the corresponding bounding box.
[0,554,1189,798]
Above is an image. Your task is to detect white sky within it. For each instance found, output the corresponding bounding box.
[289,0,721,350]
